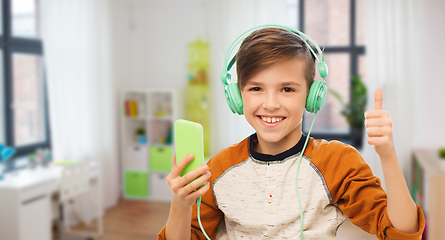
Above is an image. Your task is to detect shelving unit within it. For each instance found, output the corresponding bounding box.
[120,89,178,201]
[411,149,445,240]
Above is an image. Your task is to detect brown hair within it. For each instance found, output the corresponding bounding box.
[236,27,316,93]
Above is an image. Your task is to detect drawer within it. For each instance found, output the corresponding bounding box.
[125,145,148,169]
[149,145,173,172]
[123,170,149,199]
[150,173,171,201]
[20,180,53,204]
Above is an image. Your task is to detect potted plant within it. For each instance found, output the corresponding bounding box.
[329,75,367,148]
[135,127,147,145]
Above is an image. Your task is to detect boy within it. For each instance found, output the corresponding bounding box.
[158,27,424,239]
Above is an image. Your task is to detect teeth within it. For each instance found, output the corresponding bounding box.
[261,116,283,123]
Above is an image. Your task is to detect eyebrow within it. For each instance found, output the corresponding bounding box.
[280,81,302,87]
[246,81,302,86]
[246,81,264,86]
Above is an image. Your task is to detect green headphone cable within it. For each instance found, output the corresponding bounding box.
[295,113,317,240]
[197,196,211,240]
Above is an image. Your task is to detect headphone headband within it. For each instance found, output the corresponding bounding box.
[221,24,328,85]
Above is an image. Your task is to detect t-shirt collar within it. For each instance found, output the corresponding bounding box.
[249,132,307,162]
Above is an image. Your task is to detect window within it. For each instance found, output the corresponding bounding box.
[12,0,39,38]
[300,0,366,147]
[1,0,50,168]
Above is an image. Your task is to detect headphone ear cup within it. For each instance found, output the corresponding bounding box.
[305,80,327,113]
[224,83,244,115]
[318,62,328,79]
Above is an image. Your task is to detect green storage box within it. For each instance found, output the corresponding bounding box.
[149,145,173,172]
[123,170,149,199]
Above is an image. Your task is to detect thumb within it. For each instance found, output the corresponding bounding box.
[374,88,383,110]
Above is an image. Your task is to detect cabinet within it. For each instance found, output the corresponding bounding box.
[411,149,445,240]
[121,89,178,201]
[0,173,53,240]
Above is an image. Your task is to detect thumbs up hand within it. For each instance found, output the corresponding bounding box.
[365,88,395,158]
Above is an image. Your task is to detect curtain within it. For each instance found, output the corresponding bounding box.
[40,0,119,216]
[362,0,423,186]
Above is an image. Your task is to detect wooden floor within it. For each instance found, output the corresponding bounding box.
[73,199,376,240]
[94,199,171,240]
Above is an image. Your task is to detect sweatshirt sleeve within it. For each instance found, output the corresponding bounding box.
[310,140,425,240]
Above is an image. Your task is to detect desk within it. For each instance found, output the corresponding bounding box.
[0,162,100,240]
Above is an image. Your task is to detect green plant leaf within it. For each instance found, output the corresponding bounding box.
[439,148,445,159]
[328,88,344,104]
[329,75,367,128]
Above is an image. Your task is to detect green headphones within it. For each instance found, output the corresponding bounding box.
[221,24,328,115]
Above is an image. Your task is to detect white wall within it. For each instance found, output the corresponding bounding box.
[417,0,445,149]
[110,0,207,91]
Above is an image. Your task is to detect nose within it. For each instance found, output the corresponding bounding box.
[262,92,280,110]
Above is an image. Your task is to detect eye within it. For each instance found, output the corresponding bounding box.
[281,87,295,92]
[249,87,262,92]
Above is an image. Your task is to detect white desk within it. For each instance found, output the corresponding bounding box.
[0,163,100,240]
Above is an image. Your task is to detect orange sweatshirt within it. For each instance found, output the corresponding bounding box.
[158,134,424,240]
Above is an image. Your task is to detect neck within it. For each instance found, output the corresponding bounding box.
[254,129,303,156]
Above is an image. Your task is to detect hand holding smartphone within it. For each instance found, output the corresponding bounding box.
[165,120,210,240]
[174,119,205,177]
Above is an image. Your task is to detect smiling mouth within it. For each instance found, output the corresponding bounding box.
[258,116,286,124]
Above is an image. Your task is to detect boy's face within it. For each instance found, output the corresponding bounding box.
[241,58,308,154]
